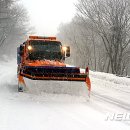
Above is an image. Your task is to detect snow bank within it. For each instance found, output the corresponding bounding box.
[90,70,130,106]
[0,59,17,92]
[90,71,130,86]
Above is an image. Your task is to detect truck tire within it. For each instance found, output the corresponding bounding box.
[18,82,24,92]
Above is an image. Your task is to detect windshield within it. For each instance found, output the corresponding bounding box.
[28,40,63,60]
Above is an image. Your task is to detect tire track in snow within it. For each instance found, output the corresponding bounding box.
[91,91,130,111]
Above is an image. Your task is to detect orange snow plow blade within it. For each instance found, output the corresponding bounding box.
[18,66,91,96]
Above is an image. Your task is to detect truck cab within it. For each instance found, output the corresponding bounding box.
[17,36,70,67]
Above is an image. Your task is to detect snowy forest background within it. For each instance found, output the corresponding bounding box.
[0,0,32,58]
[0,0,130,76]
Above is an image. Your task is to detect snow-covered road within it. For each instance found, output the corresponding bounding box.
[0,60,130,130]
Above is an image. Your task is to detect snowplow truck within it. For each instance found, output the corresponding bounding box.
[17,36,91,96]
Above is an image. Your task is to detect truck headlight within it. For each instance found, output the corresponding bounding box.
[62,46,67,52]
[28,46,33,51]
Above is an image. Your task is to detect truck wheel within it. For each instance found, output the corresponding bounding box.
[18,82,24,92]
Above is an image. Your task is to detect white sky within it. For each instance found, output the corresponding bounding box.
[21,0,78,36]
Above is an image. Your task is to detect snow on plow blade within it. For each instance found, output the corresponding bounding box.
[19,66,91,97]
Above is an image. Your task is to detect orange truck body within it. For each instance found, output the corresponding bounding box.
[17,36,91,96]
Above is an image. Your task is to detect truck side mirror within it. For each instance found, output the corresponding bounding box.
[19,45,24,56]
[62,46,70,57]
[66,46,70,57]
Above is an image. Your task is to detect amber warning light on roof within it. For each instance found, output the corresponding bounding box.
[29,36,56,40]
